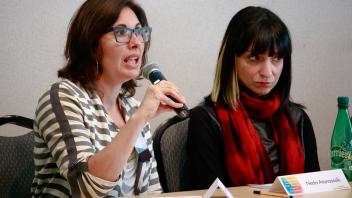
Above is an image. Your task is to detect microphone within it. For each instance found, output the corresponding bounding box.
[142,63,189,119]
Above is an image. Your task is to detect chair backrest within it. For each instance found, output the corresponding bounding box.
[153,115,190,192]
[0,115,35,198]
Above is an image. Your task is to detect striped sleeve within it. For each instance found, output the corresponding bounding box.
[34,81,118,197]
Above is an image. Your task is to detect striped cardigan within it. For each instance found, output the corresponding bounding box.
[31,79,162,197]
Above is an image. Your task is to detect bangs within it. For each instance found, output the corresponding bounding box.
[235,21,291,58]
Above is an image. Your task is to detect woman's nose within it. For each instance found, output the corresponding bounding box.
[259,59,273,78]
[128,33,142,48]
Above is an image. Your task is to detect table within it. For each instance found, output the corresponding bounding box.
[128,182,352,198]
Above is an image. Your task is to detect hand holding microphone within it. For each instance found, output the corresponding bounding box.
[142,63,189,119]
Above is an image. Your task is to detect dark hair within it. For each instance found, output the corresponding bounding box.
[58,0,149,97]
[211,6,293,109]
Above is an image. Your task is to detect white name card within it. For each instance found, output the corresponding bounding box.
[203,178,233,198]
[270,169,351,196]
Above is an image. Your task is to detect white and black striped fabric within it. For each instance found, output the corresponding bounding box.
[31,79,162,197]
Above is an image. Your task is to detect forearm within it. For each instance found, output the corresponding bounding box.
[87,109,148,181]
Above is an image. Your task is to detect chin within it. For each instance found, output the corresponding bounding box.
[254,90,272,96]
[125,70,140,79]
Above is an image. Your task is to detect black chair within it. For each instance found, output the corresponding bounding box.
[0,115,35,198]
[153,115,190,192]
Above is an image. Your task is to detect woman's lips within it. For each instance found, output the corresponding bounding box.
[256,82,272,87]
[124,54,140,68]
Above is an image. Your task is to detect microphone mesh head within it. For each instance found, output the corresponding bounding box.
[142,63,160,79]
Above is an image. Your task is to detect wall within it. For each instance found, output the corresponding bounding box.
[1,0,351,171]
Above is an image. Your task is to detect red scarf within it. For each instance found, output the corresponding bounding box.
[216,92,304,186]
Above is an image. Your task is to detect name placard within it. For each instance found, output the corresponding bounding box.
[203,178,233,198]
[270,169,351,196]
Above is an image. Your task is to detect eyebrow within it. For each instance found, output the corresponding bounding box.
[113,22,142,28]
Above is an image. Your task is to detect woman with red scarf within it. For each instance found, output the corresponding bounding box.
[187,6,320,190]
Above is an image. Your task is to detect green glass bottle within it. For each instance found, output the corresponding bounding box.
[331,96,352,181]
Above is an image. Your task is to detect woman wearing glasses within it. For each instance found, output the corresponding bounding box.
[31,0,185,197]
[186,6,320,189]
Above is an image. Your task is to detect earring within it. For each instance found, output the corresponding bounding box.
[96,59,99,75]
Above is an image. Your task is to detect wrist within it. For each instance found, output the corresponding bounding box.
[131,108,149,126]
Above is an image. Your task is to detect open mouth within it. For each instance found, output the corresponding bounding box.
[124,55,139,65]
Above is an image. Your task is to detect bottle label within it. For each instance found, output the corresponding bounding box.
[331,145,352,181]
[331,146,352,164]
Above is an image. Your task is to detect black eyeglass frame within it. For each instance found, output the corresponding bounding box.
[107,26,152,44]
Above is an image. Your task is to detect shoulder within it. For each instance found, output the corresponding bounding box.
[288,103,311,124]
[38,79,88,100]
[35,79,90,113]
[189,97,221,130]
[58,79,90,98]
[191,99,215,120]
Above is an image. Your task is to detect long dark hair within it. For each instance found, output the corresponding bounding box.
[211,6,293,109]
[58,0,150,97]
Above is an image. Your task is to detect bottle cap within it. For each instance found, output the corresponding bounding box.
[337,96,349,104]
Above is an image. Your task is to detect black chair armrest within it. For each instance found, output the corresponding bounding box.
[0,115,34,129]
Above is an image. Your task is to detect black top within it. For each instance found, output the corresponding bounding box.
[186,96,320,190]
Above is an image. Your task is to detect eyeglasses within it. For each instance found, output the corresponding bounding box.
[107,26,152,44]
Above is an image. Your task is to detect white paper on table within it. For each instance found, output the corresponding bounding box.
[247,183,272,189]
